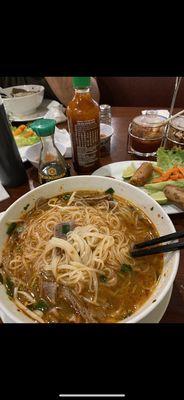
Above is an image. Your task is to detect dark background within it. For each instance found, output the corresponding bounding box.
[0,324,182,400]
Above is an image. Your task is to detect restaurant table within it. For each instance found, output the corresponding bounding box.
[0,107,184,323]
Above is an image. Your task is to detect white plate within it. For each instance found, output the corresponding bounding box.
[92,160,183,214]
[9,99,67,122]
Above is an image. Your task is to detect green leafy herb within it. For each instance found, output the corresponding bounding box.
[100,275,107,283]
[157,147,184,171]
[0,273,3,284]
[105,188,115,195]
[61,223,71,235]
[5,277,14,298]
[62,194,71,201]
[23,204,30,211]
[28,299,49,312]
[6,222,17,235]
[120,264,132,273]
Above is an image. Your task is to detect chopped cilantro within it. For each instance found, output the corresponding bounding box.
[100,275,107,283]
[105,188,115,195]
[5,277,14,298]
[23,204,30,211]
[120,264,132,273]
[6,222,17,235]
[28,299,49,312]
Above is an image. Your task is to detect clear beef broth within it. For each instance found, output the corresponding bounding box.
[1,191,163,323]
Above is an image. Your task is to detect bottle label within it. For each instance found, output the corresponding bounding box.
[74,119,100,167]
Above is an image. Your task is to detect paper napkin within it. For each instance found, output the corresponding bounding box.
[44,100,67,123]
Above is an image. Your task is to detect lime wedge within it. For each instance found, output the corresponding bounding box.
[149,191,168,205]
[122,163,136,179]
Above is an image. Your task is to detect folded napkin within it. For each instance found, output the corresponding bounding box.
[44,100,67,123]
[0,183,9,202]
[142,109,170,119]
[54,127,72,158]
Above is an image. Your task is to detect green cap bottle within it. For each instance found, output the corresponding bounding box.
[72,77,91,89]
[30,119,56,137]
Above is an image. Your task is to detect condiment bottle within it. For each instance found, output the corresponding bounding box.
[67,77,100,174]
[0,96,28,187]
[30,119,69,184]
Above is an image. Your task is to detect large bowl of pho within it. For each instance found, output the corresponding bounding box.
[0,176,179,323]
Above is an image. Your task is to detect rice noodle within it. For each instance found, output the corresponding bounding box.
[1,190,162,323]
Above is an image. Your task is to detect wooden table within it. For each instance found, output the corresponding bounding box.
[1,107,184,323]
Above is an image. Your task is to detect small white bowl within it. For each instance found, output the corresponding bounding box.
[3,85,44,116]
[25,141,66,168]
[100,123,114,141]
[100,123,113,154]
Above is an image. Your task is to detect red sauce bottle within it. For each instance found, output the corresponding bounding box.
[67,77,100,174]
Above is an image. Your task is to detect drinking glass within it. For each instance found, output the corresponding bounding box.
[127,114,166,157]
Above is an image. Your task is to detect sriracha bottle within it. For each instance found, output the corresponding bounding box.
[67,77,100,174]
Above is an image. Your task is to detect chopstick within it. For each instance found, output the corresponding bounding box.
[131,230,184,258]
[133,230,184,249]
[152,109,184,127]
[131,241,184,258]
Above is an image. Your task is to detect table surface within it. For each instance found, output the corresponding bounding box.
[1,106,184,323]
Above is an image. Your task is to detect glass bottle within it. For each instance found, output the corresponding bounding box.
[0,96,28,187]
[100,104,112,125]
[67,77,100,174]
[30,119,69,184]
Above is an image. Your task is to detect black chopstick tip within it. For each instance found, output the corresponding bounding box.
[131,240,183,258]
[133,230,184,250]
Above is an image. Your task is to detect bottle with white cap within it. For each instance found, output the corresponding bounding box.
[0,96,28,187]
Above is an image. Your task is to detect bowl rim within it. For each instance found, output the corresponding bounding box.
[0,175,179,323]
[3,85,45,100]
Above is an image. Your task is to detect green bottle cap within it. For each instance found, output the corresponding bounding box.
[72,77,91,88]
[29,119,56,137]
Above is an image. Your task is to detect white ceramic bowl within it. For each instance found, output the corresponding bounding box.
[0,176,179,323]
[100,123,114,142]
[3,85,44,116]
[24,141,67,168]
